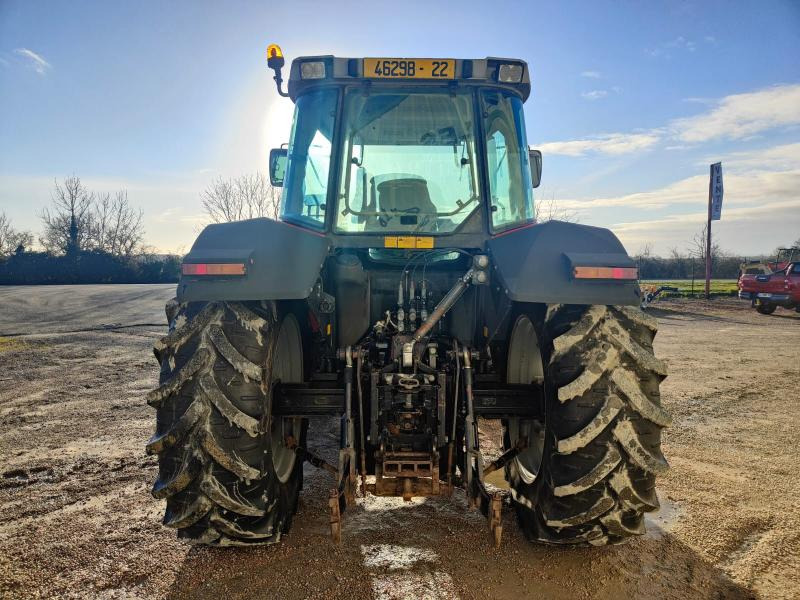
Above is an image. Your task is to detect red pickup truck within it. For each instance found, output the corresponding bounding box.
[738,261,800,314]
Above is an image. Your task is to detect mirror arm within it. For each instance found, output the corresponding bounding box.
[272,71,290,98]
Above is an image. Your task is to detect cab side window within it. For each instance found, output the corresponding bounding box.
[482,89,533,231]
[281,89,337,228]
[486,130,514,225]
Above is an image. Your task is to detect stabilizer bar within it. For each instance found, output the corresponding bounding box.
[273,382,543,419]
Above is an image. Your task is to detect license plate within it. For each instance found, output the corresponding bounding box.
[757,293,772,298]
[365,58,456,80]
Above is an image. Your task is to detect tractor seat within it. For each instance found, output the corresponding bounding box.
[376,178,437,217]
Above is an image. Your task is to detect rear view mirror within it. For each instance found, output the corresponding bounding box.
[529,149,542,188]
[269,148,287,186]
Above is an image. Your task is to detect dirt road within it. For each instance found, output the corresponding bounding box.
[1,286,798,599]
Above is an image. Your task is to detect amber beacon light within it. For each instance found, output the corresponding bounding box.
[267,43,289,97]
[267,44,284,69]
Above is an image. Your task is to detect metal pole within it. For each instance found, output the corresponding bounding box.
[705,164,712,299]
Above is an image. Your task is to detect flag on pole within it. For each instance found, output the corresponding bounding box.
[710,162,723,220]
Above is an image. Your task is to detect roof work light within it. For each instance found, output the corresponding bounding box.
[300,61,326,79]
[498,63,524,83]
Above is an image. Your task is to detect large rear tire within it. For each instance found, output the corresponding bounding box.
[506,304,670,545]
[147,299,305,545]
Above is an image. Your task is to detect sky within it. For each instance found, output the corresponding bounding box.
[1,0,799,256]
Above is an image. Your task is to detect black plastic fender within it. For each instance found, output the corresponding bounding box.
[487,220,640,306]
[177,218,330,302]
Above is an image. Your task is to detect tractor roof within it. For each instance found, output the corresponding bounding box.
[286,56,531,102]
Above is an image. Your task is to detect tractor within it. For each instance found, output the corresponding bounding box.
[146,46,670,548]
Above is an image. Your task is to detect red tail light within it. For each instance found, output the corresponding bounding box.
[181,263,246,276]
[573,266,638,280]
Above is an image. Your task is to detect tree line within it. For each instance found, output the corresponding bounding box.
[0,176,178,284]
[1,173,795,284]
[0,173,280,285]
[634,226,800,280]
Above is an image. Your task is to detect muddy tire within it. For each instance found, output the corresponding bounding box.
[506,304,670,546]
[756,303,776,315]
[146,299,305,545]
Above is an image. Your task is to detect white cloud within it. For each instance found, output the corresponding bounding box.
[580,70,601,79]
[612,200,797,231]
[541,84,800,160]
[538,132,661,157]
[14,48,51,75]
[672,84,800,143]
[550,142,800,253]
[559,169,800,211]
[581,90,608,101]
[609,199,799,255]
[716,142,800,172]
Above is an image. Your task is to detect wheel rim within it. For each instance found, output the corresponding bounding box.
[506,315,545,483]
[270,313,303,483]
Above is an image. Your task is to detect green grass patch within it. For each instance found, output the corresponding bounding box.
[0,336,27,353]
[641,279,738,298]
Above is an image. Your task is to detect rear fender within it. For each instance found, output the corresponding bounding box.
[177,218,330,302]
[487,221,640,306]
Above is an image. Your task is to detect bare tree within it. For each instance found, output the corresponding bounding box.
[39,176,146,257]
[668,246,690,279]
[0,212,33,258]
[201,173,281,223]
[39,176,95,255]
[634,242,653,260]
[688,223,724,276]
[534,192,577,223]
[689,224,719,262]
[91,190,144,256]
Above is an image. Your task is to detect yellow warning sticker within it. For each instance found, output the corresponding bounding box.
[383,236,434,249]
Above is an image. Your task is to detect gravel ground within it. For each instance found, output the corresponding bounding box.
[0,286,797,599]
